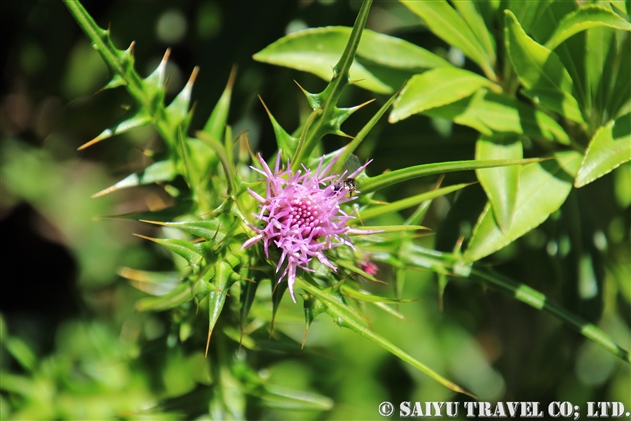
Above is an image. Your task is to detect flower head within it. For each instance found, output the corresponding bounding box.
[242,152,370,302]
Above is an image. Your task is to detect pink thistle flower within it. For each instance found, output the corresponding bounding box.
[242,152,372,302]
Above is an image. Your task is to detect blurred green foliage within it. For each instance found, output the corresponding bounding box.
[1,1,629,420]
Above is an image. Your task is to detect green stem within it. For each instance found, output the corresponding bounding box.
[471,268,630,363]
[291,0,373,169]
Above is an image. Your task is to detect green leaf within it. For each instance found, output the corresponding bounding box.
[205,262,235,356]
[475,134,523,233]
[361,156,546,193]
[239,278,259,336]
[575,114,631,187]
[340,284,417,305]
[135,235,207,272]
[585,26,616,123]
[135,282,195,311]
[423,90,570,144]
[166,67,198,126]
[610,1,628,15]
[520,88,585,125]
[77,108,151,150]
[295,278,475,397]
[203,67,235,143]
[253,26,452,94]
[261,385,333,411]
[119,267,181,296]
[259,97,299,156]
[531,2,587,109]
[452,0,497,66]
[4,337,37,372]
[505,10,585,124]
[465,151,582,261]
[401,0,497,81]
[608,36,630,119]
[92,160,177,197]
[390,67,501,123]
[507,0,552,39]
[141,218,227,242]
[545,5,631,50]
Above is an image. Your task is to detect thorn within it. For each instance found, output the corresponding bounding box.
[205,327,212,358]
[91,185,118,198]
[77,131,111,151]
[212,224,221,241]
[139,219,166,225]
[301,327,309,349]
[162,48,171,63]
[293,79,308,95]
[355,98,376,110]
[188,66,200,85]
[453,235,465,255]
[349,77,366,85]
[334,130,354,139]
[227,64,238,90]
[132,233,156,242]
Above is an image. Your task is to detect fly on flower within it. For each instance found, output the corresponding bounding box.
[333,154,361,197]
[242,151,376,302]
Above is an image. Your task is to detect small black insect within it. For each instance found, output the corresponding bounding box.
[334,177,358,197]
[333,154,362,197]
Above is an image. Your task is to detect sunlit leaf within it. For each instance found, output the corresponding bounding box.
[253,26,452,94]
[465,151,582,261]
[423,90,570,144]
[545,5,631,50]
[509,0,553,37]
[608,36,630,120]
[575,114,631,187]
[452,0,496,66]
[166,66,198,125]
[390,67,501,123]
[505,10,585,124]
[475,134,523,233]
[401,0,496,81]
[203,66,235,142]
